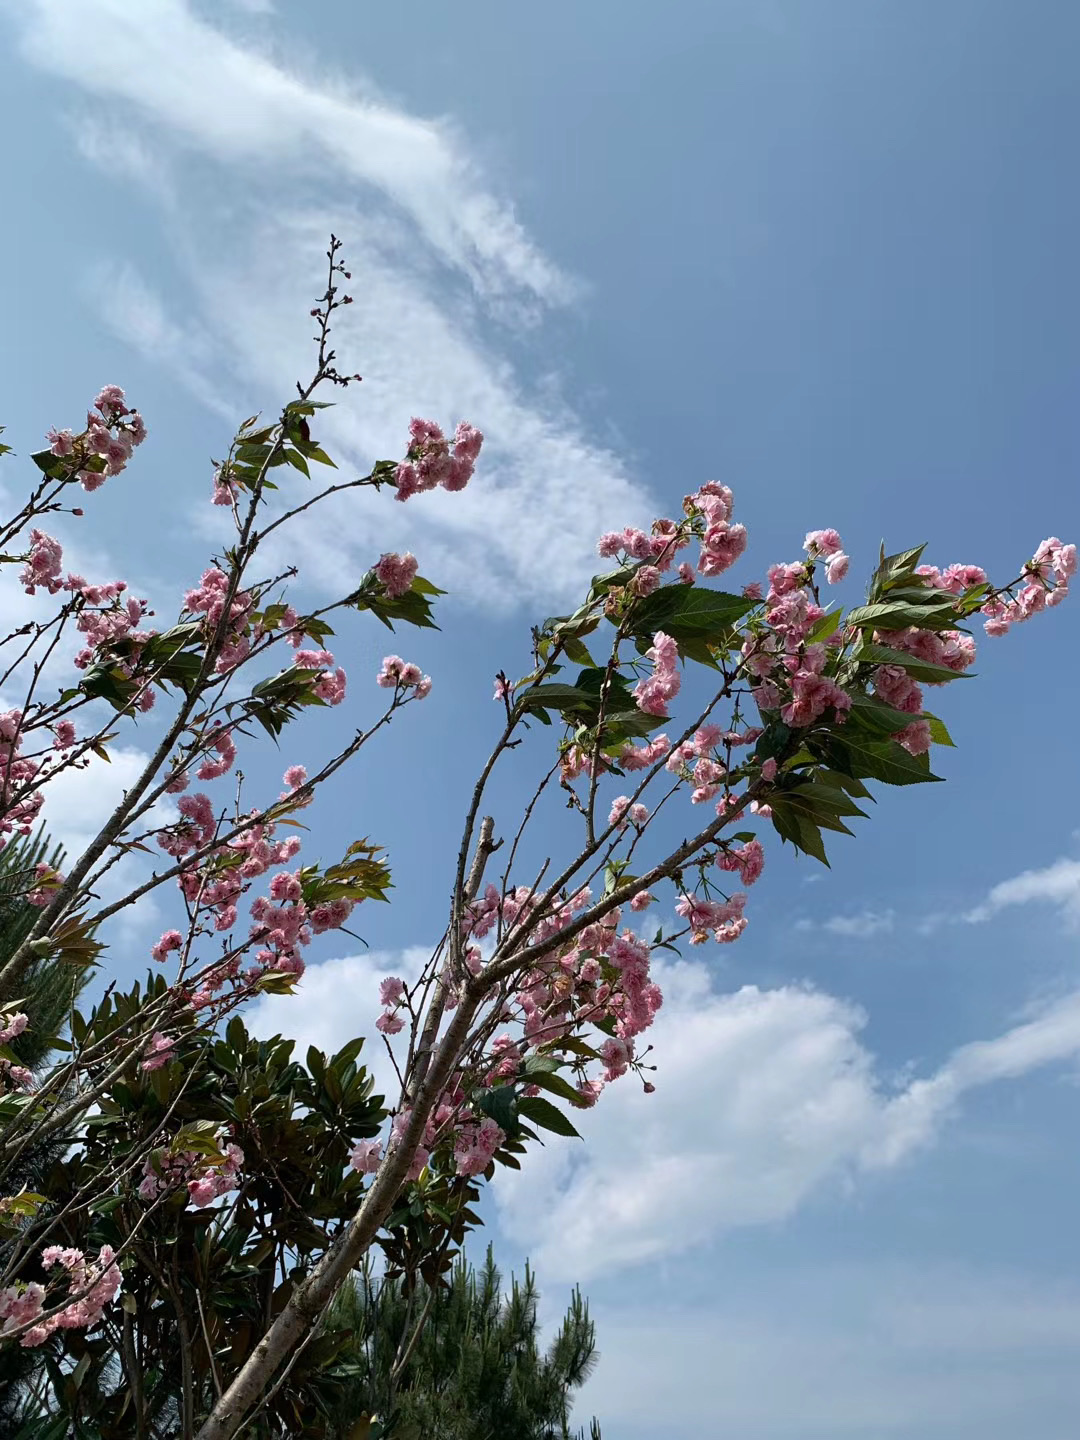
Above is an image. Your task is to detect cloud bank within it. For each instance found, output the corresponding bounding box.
[6,0,654,607]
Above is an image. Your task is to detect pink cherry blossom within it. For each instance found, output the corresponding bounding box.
[375,551,418,598]
[349,1139,383,1174]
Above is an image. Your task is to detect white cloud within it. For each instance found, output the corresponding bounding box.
[494,961,1080,1280]
[38,745,153,863]
[965,856,1080,926]
[797,908,895,938]
[36,744,177,943]
[823,908,894,937]
[4,0,655,609]
[245,946,432,1106]
[9,0,568,305]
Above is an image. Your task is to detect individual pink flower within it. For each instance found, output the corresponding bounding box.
[379,976,406,1007]
[140,1032,177,1072]
[894,719,932,755]
[716,838,765,885]
[349,1139,383,1174]
[608,796,631,830]
[825,552,850,585]
[47,427,75,457]
[376,1011,405,1035]
[0,1013,28,1045]
[283,765,307,790]
[804,528,843,557]
[631,564,662,596]
[94,384,127,415]
[375,551,418,598]
[151,930,183,964]
[52,720,77,749]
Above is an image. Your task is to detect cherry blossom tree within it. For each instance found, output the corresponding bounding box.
[0,238,1073,1439]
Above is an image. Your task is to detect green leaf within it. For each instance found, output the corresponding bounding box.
[562,635,596,666]
[526,1068,591,1109]
[854,642,971,685]
[873,543,928,589]
[807,608,844,643]
[770,802,830,866]
[844,692,920,738]
[923,712,955,746]
[516,1094,582,1138]
[477,1085,520,1137]
[824,734,943,786]
[783,780,869,820]
[631,585,753,639]
[518,683,597,714]
[844,599,960,631]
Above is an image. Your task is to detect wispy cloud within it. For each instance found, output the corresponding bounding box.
[965,857,1080,927]
[797,908,896,938]
[4,0,652,608]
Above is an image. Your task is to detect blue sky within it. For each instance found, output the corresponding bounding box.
[2,2,1080,1435]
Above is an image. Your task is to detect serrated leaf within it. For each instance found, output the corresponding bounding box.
[844,599,959,631]
[824,734,943,786]
[854,642,971,685]
[923,712,955,746]
[631,585,753,639]
[516,1094,582,1138]
[527,1068,592,1109]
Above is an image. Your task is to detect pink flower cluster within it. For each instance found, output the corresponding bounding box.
[619,733,671,771]
[690,483,748,577]
[19,531,65,595]
[980,538,1075,635]
[196,729,237,782]
[151,766,365,1004]
[140,1032,178,1072]
[596,518,691,572]
[377,655,431,699]
[608,795,648,831]
[633,631,680,717]
[0,709,45,845]
[1,1244,122,1347]
[453,1115,506,1177]
[43,383,146,496]
[151,929,183,964]
[716,838,766,886]
[0,1011,29,1045]
[376,975,406,1035]
[139,1139,244,1209]
[395,418,484,501]
[0,1058,34,1091]
[295,648,348,706]
[804,528,849,585]
[184,566,254,674]
[676,890,749,944]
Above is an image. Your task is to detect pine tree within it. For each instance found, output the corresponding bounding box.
[324,1247,602,1440]
[0,828,86,1432]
